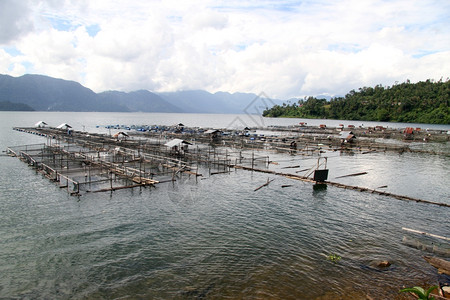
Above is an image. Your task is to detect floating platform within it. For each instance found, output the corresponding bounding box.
[6,126,450,207]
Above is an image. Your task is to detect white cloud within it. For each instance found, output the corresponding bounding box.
[186,10,229,30]
[0,0,34,44]
[0,49,26,75]
[0,0,449,99]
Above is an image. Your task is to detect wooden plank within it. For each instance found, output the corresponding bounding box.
[423,256,450,275]
[295,168,311,173]
[335,172,368,179]
[232,165,450,208]
[131,177,159,184]
[210,171,230,175]
[254,178,275,191]
[402,227,450,241]
[91,183,147,193]
[376,185,388,189]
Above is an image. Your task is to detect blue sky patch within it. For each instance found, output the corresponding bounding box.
[86,24,101,37]
[4,47,22,57]
[9,61,33,72]
[327,43,362,53]
[47,16,75,31]
[235,44,248,52]
[412,50,438,59]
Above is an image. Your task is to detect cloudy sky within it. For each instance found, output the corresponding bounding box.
[1,0,449,99]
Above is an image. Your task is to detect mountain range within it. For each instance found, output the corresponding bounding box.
[0,74,284,114]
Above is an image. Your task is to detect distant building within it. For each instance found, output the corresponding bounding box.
[56,123,72,129]
[403,127,414,140]
[34,121,47,128]
[164,139,192,156]
[204,129,222,142]
[113,131,129,141]
[340,131,356,143]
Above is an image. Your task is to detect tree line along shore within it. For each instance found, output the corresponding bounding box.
[263,79,449,124]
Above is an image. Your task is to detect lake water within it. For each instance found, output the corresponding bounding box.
[0,112,449,299]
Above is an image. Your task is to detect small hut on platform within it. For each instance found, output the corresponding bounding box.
[164,139,192,156]
[57,123,72,129]
[403,127,414,140]
[204,129,222,142]
[173,123,185,133]
[34,121,48,128]
[340,131,356,143]
[113,131,129,141]
[57,123,72,135]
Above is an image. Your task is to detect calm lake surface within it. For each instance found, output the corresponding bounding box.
[0,112,449,299]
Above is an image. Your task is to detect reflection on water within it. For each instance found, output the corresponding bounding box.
[313,183,328,192]
[0,112,449,299]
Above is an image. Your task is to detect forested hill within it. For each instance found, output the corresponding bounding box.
[263,79,449,124]
[0,101,34,111]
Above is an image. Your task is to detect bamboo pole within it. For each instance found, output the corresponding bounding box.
[402,227,450,241]
[254,178,275,191]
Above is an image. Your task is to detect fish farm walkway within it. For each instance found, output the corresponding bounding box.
[6,126,450,208]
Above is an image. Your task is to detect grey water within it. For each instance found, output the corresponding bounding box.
[0,112,449,299]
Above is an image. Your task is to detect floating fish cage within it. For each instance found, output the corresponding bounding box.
[6,126,450,209]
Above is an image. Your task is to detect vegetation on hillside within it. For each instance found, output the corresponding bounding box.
[0,101,34,111]
[262,79,449,124]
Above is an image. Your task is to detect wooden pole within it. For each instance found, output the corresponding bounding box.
[335,172,368,179]
[254,178,274,191]
[251,151,254,170]
[402,227,450,241]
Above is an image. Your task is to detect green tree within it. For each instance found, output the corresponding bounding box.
[262,79,449,124]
